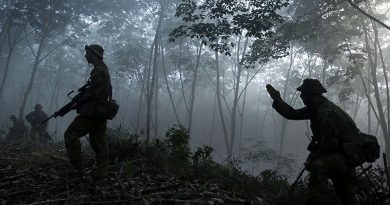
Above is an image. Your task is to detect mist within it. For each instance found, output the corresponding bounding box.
[1,0,390,178]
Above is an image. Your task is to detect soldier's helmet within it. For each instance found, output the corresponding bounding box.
[297,78,327,94]
[34,104,43,110]
[9,115,17,121]
[85,44,104,59]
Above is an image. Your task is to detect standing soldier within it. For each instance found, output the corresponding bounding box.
[25,104,48,142]
[6,115,27,142]
[64,44,112,179]
[266,79,359,205]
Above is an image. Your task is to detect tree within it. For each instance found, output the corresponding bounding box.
[170,0,290,63]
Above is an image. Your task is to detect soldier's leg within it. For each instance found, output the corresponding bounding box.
[328,155,358,205]
[64,115,90,170]
[89,119,108,176]
[332,175,358,205]
[30,128,37,142]
[321,153,358,205]
[306,158,330,205]
[38,129,45,143]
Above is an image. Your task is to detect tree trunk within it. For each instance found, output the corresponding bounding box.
[154,75,159,138]
[178,43,190,116]
[215,51,230,158]
[18,36,46,120]
[187,42,203,133]
[145,5,164,141]
[161,41,181,125]
[238,71,249,155]
[279,48,295,154]
[209,91,217,146]
[136,68,146,133]
[228,36,249,157]
[0,25,23,102]
[363,17,390,155]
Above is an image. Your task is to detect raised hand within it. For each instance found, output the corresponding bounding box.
[266,84,281,100]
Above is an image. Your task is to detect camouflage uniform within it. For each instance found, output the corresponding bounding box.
[64,44,112,177]
[6,115,26,142]
[270,79,358,205]
[25,104,48,142]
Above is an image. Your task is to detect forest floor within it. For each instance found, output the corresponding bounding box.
[1,127,387,205]
[0,140,305,205]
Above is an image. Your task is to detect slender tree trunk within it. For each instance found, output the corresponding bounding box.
[364,16,390,155]
[0,25,24,102]
[215,51,230,158]
[136,75,145,133]
[279,48,295,154]
[238,71,249,154]
[178,43,189,116]
[161,42,181,125]
[228,36,249,157]
[48,59,64,114]
[375,22,390,155]
[377,40,390,151]
[0,18,11,68]
[154,76,159,138]
[209,91,217,146]
[187,43,203,132]
[145,6,164,141]
[18,35,46,120]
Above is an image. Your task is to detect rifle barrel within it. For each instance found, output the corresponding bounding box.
[41,114,55,125]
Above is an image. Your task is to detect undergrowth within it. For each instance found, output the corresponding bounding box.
[106,126,390,205]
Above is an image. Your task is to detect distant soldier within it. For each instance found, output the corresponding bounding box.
[6,115,26,142]
[25,104,48,142]
[266,79,359,205]
[64,44,112,179]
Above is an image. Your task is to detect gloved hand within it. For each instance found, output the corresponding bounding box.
[266,84,281,101]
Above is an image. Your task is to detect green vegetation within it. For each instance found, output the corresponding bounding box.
[106,126,306,203]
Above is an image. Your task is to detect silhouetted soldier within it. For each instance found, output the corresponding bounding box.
[6,115,26,142]
[266,79,358,205]
[25,104,48,142]
[64,44,112,179]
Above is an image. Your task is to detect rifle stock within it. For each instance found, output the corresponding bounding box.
[41,82,90,125]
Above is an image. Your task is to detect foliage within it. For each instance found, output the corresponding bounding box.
[192,145,214,167]
[259,169,290,204]
[355,165,390,204]
[240,140,298,175]
[169,0,290,63]
[104,126,304,202]
[284,0,363,59]
[106,127,142,163]
[164,125,191,169]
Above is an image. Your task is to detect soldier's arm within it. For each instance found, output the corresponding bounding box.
[272,100,310,120]
[78,67,105,103]
[25,112,33,122]
[266,84,310,120]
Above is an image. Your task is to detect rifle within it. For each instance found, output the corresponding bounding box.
[41,81,90,124]
[289,166,305,194]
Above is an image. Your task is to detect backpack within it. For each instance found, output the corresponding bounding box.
[94,98,119,120]
[342,132,380,167]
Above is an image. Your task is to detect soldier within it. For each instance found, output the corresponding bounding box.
[266,79,359,205]
[6,115,26,142]
[25,104,48,142]
[64,44,112,179]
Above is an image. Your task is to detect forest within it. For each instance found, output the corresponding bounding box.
[0,0,390,204]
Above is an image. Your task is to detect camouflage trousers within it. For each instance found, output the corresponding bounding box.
[305,153,358,205]
[64,115,108,176]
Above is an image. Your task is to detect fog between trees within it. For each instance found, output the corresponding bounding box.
[0,0,390,176]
